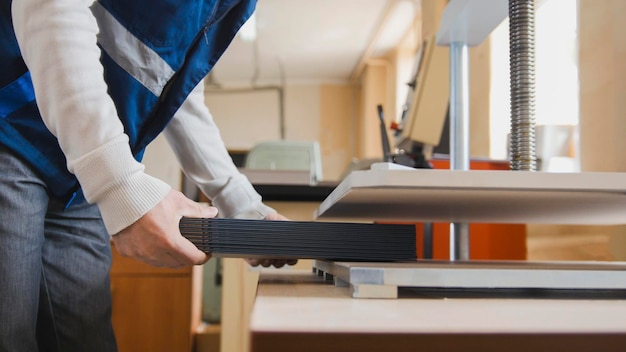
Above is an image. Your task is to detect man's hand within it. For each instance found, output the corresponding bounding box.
[112,189,216,268]
[245,212,298,268]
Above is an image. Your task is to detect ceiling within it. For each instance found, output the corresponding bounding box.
[210,0,420,86]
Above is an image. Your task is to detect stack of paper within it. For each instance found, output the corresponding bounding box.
[179,218,416,262]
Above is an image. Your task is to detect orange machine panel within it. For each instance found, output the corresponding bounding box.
[416,158,527,260]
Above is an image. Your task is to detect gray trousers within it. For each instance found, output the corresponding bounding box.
[0,145,117,352]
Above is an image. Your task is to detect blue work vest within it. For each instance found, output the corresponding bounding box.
[0,0,255,206]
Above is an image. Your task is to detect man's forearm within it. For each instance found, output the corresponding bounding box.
[12,0,170,234]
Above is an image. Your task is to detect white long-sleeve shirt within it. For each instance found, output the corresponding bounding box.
[12,0,274,234]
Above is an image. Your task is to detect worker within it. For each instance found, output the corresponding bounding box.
[0,0,293,350]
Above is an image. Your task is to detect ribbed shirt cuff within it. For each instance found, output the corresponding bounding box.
[71,138,171,234]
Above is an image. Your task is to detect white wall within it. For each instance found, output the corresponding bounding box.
[205,88,282,150]
[205,84,321,150]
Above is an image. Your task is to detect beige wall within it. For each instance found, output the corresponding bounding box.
[532,0,626,262]
[579,0,626,173]
[579,0,626,260]
[357,61,390,159]
[284,85,321,142]
[205,83,354,182]
[421,0,448,39]
[468,41,491,157]
[319,84,356,181]
[205,87,285,150]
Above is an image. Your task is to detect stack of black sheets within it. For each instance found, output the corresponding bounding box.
[179,217,417,262]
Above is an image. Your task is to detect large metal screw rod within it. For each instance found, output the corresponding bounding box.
[509,0,537,171]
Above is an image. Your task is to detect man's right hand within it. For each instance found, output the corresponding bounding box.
[112,189,215,268]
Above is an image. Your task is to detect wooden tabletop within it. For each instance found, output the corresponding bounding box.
[249,270,626,352]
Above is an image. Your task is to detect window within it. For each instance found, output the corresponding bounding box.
[490,0,579,171]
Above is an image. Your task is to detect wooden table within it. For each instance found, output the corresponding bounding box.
[249,270,626,352]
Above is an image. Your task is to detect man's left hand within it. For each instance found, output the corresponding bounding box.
[245,212,298,268]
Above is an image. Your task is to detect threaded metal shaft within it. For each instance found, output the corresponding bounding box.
[509,0,537,171]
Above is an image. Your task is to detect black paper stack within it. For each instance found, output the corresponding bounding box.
[179,217,417,262]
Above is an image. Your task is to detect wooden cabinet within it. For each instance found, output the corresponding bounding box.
[110,245,202,352]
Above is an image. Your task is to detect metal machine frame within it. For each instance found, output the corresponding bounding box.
[313,0,626,298]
